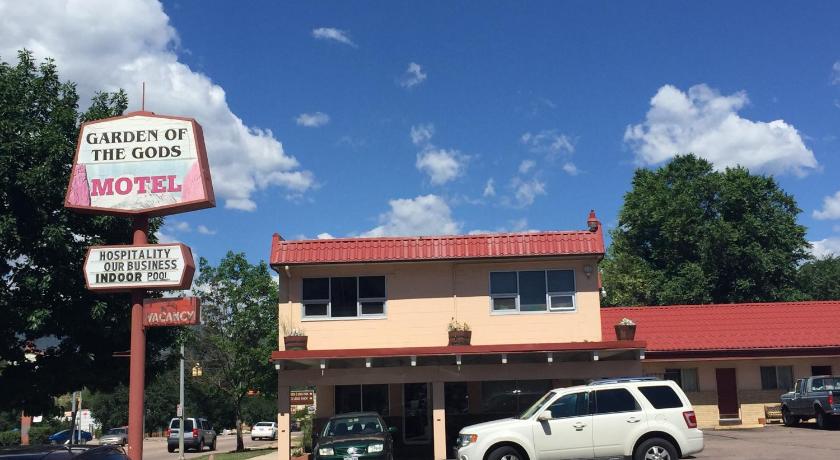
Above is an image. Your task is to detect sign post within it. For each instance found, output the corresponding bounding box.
[65,110,214,460]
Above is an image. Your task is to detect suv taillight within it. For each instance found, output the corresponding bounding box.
[683,411,698,429]
[192,428,199,437]
[829,394,835,407]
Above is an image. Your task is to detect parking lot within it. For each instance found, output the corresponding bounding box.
[695,424,840,459]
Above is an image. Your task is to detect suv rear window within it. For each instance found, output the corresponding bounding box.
[592,389,640,414]
[638,385,684,409]
[170,419,194,431]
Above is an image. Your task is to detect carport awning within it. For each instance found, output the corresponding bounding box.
[271,340,646,370]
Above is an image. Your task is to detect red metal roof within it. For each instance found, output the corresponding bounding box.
[601,301,840,355]
[271,340,644,361]
[270,211,605,266]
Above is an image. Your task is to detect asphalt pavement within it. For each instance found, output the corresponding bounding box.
[693,423,840,459]
[140,435,274,460]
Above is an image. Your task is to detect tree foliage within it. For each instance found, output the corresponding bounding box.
[191,252,278,451]
[0,50,172,413]
[602,155,810,306]
[797,256,840,301]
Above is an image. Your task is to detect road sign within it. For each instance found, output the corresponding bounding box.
[83,243,195,292]
[65,112,214,216]
[143,297,200,327]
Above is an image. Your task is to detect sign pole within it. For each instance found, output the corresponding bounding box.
[127,216,148,460]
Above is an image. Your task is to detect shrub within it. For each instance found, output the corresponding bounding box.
[0,430,21,447]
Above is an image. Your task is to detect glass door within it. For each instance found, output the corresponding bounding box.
[403,383,430,444]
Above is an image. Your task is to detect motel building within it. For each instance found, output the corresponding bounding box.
[268,211,840,459]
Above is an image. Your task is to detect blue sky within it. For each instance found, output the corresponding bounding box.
[2,0,840,265]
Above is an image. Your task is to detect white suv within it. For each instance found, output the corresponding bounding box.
[456,377,703,460]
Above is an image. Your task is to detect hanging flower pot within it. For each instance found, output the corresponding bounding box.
[284,335,308,350]
[448,330,472,346]
[614,318,636,341]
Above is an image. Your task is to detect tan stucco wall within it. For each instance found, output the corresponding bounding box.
[643,357,840,427]
[277,257,603,350]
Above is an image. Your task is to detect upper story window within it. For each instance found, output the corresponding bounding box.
[489,269,575,313]
[302,276,386,319]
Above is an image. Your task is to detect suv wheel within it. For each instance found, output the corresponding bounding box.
[634,437,678,460]
[782,408,799,427]
[210,436,216,451]
[816,409,830,430]
[167,446,175,453]
[199,438,205,452]
[487,445,523,460]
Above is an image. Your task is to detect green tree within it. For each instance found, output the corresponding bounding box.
[192,252,279,451]
[87,384,129,431]
[0,50,173,414]
[602,155,810,306]
[797,255,840,300]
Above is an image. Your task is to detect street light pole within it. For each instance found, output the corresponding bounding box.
[179,341,185,460]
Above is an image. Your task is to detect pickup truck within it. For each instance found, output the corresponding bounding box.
[780,376,840,429]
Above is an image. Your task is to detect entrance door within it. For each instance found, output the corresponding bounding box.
[715,368,739,420]
[403,383,430,444]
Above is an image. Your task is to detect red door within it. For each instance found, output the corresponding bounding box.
[715,368,739,420]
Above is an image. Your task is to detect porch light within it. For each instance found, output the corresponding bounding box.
[583,265,594,278]
[191,363,202,377]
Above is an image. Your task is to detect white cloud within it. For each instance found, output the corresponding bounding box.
[155,229,178,244]
[625,84,818,176]
[518,160,536,174]
[410,124,435,145]
[312,27,356,47]
[316,232,335,239]
[0,1,315,211]
[832,61,840,85]
[810,237,840,258]
[295,112,330,127]
[468,218,535,235]
[197,225,216,235]
[483,178,496,197]
[814,191,840,220]
[416,148,465,185]
[562,162,579,175]
[399,62,427,89]
[520,130,575,156]
[363,194,460,237]
[169,220,191,232]
[510,177,546,207]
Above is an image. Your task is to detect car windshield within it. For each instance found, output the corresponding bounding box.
[518,391,556,420]
[105,429,124,435]
[323,416,383,436]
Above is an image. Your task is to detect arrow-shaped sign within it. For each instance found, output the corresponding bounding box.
[83,243,195,292]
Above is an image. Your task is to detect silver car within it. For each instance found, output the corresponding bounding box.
[99,427,127,446]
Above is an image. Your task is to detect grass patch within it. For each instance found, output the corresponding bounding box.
[193,447,274,460]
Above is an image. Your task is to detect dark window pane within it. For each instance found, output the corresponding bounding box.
[302,278,329,300]
[445,382,469,415]
[664,369,682,387]
[362,384,389,416]
[490,272,517,294]
[331,277,358,317]
[481,381,517,414]
[335,385,362,414]
[359,276,386,298]
[547,270,575,292]
[361,301,384,315]
[548,392,586,419]
[778,366,793,391]
[518,271,546,311]
[304,303,327,316]
[760,367,777,390]
[593,389,640,414]
[638,386,684,409]
[812,365,832,376]
[492,297,516,311]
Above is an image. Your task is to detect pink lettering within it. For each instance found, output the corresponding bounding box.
[115,177,132,195]
[151,176,166,193]
[167,175,182,192]
[90,178,114,196]
[133,176,151,193]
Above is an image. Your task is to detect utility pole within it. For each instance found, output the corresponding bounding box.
[179,341,185,460]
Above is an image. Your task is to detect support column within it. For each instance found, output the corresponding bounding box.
[127,216,148,460]
[432,381,447,460]
[278,380,291,460]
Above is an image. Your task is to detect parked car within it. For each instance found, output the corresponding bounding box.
[98,427,127,446]
[166,417,217,453]
[250,422,277,441]
[781,375,840,429]
[456,377,704,460]
[48,430,93,445]
[313,412,396,460]
[0,445,128,459]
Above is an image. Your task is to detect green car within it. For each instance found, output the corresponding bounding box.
[313,412,395,460]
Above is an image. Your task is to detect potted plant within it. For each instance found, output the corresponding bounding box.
[448,318,472,345]
[614,317,636,341]
[291,446,309,460]
[282,320,308,350]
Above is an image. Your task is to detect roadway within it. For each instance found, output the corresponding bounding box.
[138,435,275,460]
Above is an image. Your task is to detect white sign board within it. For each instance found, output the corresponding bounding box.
[83,243,195,292]
[65,113,214,216]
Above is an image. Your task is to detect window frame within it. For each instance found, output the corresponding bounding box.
[760,365,794,391]
[488,269,577,314]
[301,276,388,320]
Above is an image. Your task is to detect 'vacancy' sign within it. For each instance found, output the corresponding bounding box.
[83,243,195,292]
[143,297,200,327]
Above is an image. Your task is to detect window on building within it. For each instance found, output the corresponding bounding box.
[445,382,469,415]
[302,276,386,318]
[760,366,794,391]
[335,384,389,416]
[480,380,553,415]
[489,270,576,313]
[664,368,699,392]
[592,388,640,414]
[812,365,832,376]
